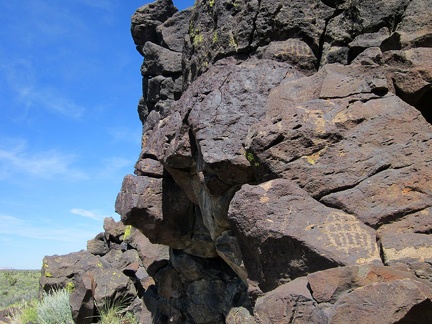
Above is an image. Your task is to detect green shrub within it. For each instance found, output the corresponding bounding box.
[37,288,73,324]
[0,270,40,309]
[97,298,138,324]
[4,271,18,286]
[8,299,38,324]
[13,300,38,324]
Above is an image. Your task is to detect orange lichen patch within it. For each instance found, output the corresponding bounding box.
[402,187,413,195]
[260,196,270,203]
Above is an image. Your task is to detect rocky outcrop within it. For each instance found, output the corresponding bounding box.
[40,217,169,322]
[114,0,432,322]
[41,0,432,322]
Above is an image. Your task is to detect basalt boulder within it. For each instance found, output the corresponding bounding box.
[255,265,432,323]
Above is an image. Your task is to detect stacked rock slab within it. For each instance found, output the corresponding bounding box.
[40,217,169,323]
[114,0,432,322]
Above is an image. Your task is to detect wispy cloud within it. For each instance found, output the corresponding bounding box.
[18,86,84,119]
[0,138,87,181]
[25,0,88,41]
[0,56,85,119]
[0,214,97,242]
[70,208,113,221]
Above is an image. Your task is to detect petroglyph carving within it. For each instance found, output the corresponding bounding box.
[323,212,376,258]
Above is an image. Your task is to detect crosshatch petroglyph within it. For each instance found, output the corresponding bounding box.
[323,212,376,256]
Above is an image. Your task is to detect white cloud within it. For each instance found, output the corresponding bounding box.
[70,208,113,221]
[0,138,87,181]
[19,86,85,119]
[0,214,97,242]
[25,0,88,40]
[0,55,85,119]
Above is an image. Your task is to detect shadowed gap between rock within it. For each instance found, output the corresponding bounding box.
[415,86,432,124]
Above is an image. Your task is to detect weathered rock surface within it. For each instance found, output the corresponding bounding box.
[228,178,381,292]
[42,0,432,322]
[69,272,95,324]
[245,63,432,229]
[116,174,194,250]
[131,0,177,53]
[41,218,167,323]
[255,265,432,323]
[254,265,432,323]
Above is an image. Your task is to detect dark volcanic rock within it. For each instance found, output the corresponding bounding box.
[86,232,109,256]
[245,63,432,229]
[69,272,95,324]
[228,178,381,292]
[40,250,100,292]
[115,174,194,249]
[116,0,431,321]
[141,42,182,76]
[254,277,329,323]
[131,0,177,54]
[129,57,301,252]
[40,218,168,323]
[152,250,250,324]
[156,8,192,53]
[254,265,432,323]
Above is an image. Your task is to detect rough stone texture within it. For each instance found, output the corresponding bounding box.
[43,0,432,322]
[377,207,432,235]
[245,63,432,229]
[40,218,167,323]
[141,42,182,76]
[93,267,137,309]
[131,0,177,54]
[116,174,194,250]
[123,225,169,275]
[156,9,192,53]
[254,265,432,323]
[254,277,329,323]
[379,232,432,281]
[69,272,95,324]
[86,232,110,256]
[256,39,318,75]
[116,0,432,321]
[384,48,432,123]
[228,178,381,292]
[40,250,100,293]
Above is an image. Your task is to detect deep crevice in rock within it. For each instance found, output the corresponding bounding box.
[317,163,393,201]
[248,0,261,48]
[391,0,414,33]
[415,86,432,124]
[374,206,432,230]
[317,8,344,68]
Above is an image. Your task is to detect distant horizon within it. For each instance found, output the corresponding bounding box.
[0,267,39,271]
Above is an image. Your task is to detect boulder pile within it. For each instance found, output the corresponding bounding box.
[42,0,432,322]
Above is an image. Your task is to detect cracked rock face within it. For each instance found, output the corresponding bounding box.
[42,0,432,323]
[113,0,432,322]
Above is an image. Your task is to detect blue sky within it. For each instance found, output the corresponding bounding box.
[0,0,194,269]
